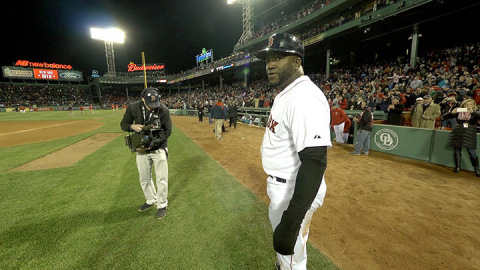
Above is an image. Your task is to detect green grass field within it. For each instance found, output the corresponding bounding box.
[0,111,338,269]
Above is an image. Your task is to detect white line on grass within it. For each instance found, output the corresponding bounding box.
[0,121,82,136]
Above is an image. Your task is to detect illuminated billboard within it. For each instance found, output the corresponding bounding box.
[2,66,83,81]
[127,63,165,72]
[15,60,73,70]
[196,48,213,66]
[34,69,58,80]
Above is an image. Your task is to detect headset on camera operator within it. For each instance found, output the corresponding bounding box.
[120,87,172,219]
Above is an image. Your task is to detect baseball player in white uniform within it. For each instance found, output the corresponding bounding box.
[257,33,331,270]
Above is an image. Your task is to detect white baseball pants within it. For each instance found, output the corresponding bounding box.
[333,123,345,143]
[136,149,168,209]
[267,176,326,270]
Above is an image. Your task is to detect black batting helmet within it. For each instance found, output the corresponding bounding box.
[256,33,304,64]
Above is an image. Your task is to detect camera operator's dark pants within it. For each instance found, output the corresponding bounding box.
[136,149,168,209]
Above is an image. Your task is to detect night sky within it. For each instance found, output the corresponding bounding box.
[1,0,246,75]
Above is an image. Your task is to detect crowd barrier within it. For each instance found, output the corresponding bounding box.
[352,124,477,172]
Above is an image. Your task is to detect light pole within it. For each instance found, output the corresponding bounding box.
[228,0,253,46]
[90,27,125,77]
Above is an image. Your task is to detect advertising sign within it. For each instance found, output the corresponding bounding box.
[15,60,73,70]
[2,66,83,81]
[2,66,34,79]
[196,48,213,64]
[127,63,165,72]
[58,70,83,81]
[34,69,58,80]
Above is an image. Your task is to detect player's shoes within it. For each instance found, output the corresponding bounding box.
[350,151,360,155]
[138,203,154,212]
[156,207,167,219]
[363,152,369,155]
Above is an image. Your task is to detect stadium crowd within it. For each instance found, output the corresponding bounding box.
[161,42,480,114]
[1,42,479,122]
[0,84,92,108]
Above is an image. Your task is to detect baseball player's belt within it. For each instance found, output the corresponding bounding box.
[269,175,287,183]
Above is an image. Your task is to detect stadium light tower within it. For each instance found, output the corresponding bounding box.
[90,27,125,77]
[228,0,253,46]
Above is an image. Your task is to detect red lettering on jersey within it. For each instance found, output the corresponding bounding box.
[267,115,278,134]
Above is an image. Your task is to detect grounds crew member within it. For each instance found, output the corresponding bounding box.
[120,88,172,219]
[257,33,331,270]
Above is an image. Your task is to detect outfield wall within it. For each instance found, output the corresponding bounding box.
[355,124,478,172]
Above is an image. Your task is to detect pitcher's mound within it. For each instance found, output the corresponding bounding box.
[9,133,121,172]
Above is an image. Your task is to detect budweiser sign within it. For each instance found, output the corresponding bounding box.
[127,63,165,72]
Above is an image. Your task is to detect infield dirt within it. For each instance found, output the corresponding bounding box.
[172,116,480,270]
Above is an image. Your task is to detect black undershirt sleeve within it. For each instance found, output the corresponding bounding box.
[273,146,327,255]
[287,146,327,220]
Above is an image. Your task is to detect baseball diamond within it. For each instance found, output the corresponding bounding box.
[1,0,479,269]
[0,112,479,269]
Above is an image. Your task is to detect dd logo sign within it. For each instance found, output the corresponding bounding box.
[374,128,399,150]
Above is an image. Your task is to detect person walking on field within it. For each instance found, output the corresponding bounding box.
[257,33,330,270]
[209,99,227,140]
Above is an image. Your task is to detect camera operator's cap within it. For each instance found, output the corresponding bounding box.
[143,88,161,109]
[423,94,432,99]
[256,33,305,64]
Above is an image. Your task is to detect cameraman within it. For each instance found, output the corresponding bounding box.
[120,88,172,219]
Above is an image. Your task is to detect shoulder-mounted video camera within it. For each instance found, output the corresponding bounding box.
[124,120,165,152]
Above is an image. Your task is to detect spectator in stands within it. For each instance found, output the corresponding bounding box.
[418,95,441,129]
[439,93,459,129]
[351,101,373,155]
[404,87,416,109]
[385,96,404,125]
[331,103,349,143]
[469,84,480,107]
[444,99,480,176]
[410,75,423,90]
[411,97,424,127]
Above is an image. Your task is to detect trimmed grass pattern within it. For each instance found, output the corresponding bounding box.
[0,111,338,269]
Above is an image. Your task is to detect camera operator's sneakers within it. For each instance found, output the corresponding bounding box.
[138,203,154,212]
[156,207,167,219]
